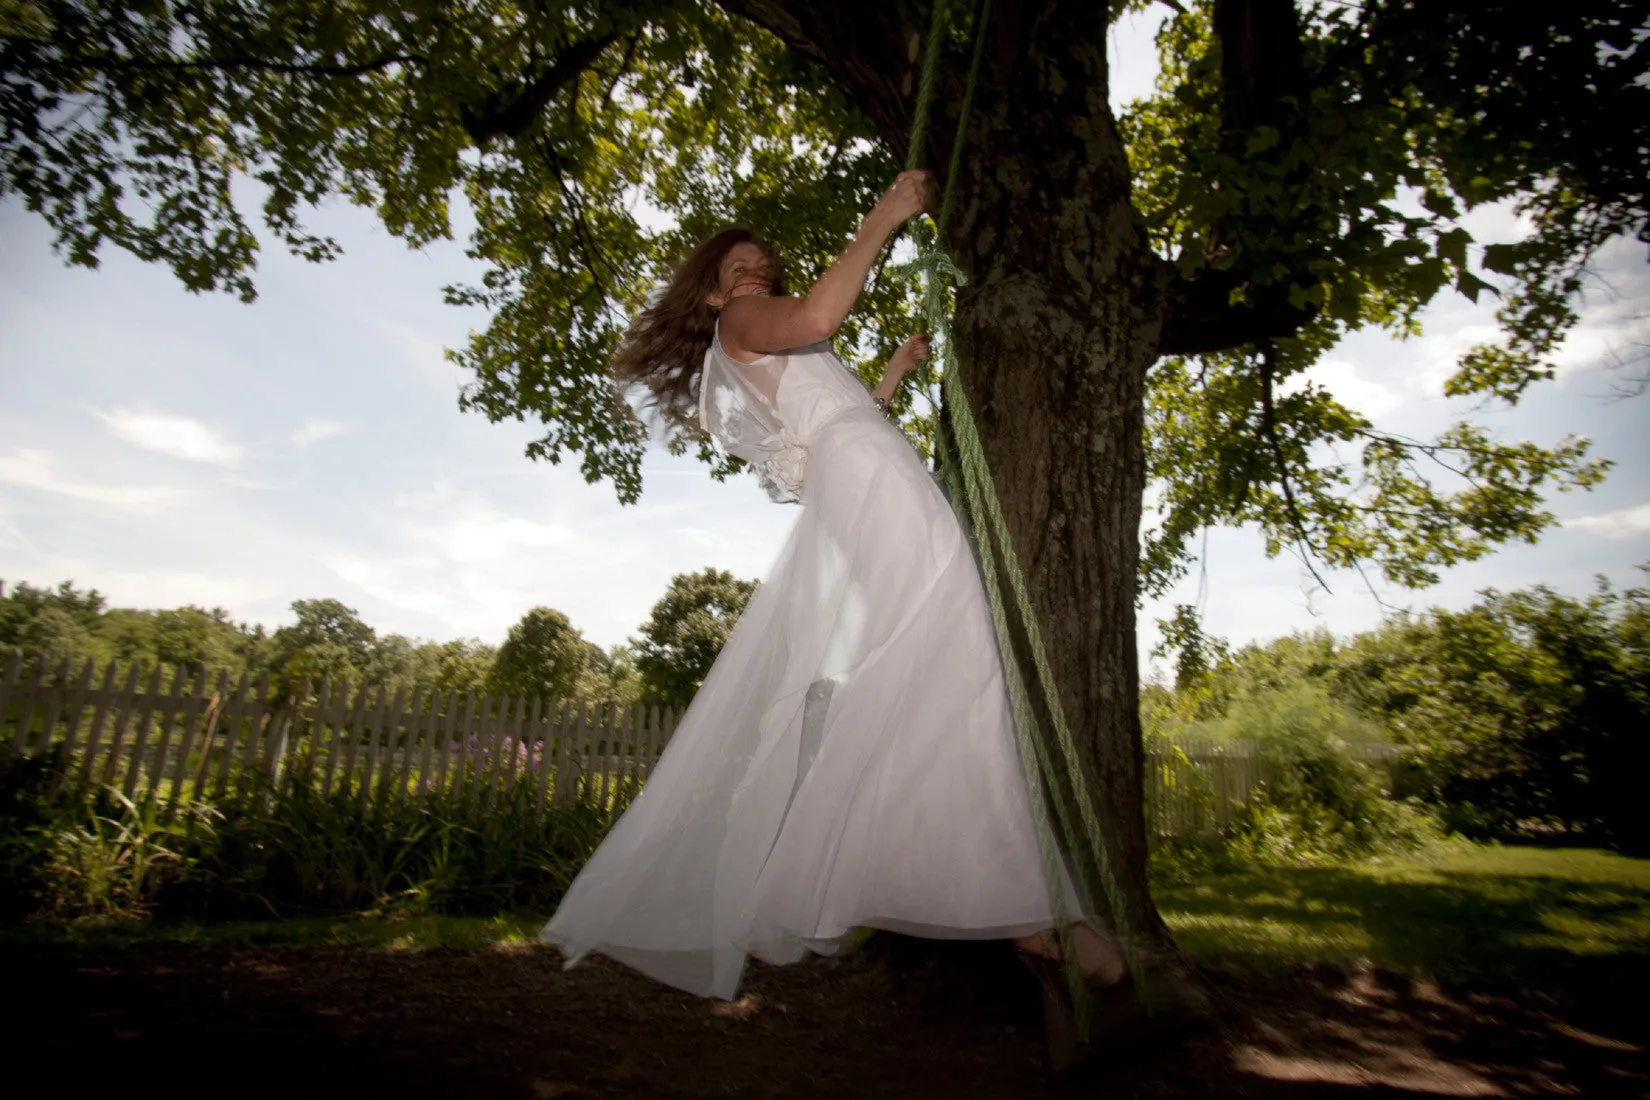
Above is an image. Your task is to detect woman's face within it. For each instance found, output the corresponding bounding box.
[709,242,774,307]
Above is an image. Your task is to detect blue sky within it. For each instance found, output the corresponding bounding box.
[1,11,1646,677]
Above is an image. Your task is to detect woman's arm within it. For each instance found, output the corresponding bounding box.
[720,171,931,357]
[872,334,931,404]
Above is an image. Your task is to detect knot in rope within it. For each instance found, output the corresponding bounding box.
[889,245,967,335]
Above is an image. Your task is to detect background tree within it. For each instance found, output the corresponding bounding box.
[1151,573,1650,854]
[424,637,498,698]
[0,580,104,668]
[96,607,159,663]
[267,597,378,686]
[488,606,590,702]
[633,568,758,710]
[151,605,246,677]
[1335,579,1650,852]
[6,0,1645,1010]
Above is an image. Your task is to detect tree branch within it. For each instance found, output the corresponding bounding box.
[461,31,619,145]
[1213,0,1304,150]
[713,0,921,159]
[601,33,644,105]
[1258,341,1334,595]
[537,138,619,303]
[1158,0,1315,357]
[1158,268,1315,355]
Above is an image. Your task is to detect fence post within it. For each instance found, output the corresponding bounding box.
[34,654,72,756]
[163,668,211,822]
[120,663,166,800]
[46,658,98,797]
[98,661,145,789]
[140,664,190,805]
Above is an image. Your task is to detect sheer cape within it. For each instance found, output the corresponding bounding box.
[697,324,810,502]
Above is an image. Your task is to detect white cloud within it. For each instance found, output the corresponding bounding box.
[51,565,272,615]
[412,513,575,564]
[94,408,243,465]
[1565,502,1650,539]
[676,526,721,550]
[1295,357,1404,419]
[290,419,346,447]
[326,553,453,620]
[0,448,189,512]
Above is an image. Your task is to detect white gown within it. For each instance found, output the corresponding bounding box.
[542,326,1089,1000]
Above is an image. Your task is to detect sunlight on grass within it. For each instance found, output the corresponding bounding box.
[1154,844,1650,982]
[1167,911,1372,967]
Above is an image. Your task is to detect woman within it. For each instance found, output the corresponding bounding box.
[542,170,1124,1007]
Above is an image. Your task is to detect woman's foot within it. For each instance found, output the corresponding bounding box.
[1013,920,1126,986]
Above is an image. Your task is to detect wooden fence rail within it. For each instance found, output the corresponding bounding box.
[0,651,682,819]
[0,652,1397,838]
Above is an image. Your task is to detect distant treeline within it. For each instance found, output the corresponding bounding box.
[0,568,757,712]
[1146,573,1650,852]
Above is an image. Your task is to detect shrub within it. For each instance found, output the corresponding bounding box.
[1191,682,1437,864]
[0,753,620,925]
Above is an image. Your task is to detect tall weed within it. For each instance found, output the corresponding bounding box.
[0,751,620,924]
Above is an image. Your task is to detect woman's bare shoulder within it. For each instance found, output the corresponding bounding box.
[719,294,826,358]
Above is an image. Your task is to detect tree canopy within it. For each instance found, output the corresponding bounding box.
[3,0,1643,595]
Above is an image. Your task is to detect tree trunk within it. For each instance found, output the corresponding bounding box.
[943,4,1207,1015]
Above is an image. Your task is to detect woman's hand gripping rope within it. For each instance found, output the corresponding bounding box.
[873,333,932,417]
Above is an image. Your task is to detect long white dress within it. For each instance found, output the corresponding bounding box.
[542,326,1089,1000]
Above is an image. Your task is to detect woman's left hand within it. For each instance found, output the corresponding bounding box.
[889,334,932,378]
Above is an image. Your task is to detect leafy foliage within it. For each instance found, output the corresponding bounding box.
[0,746,619,922]
[487,605,591,702]
[0,574,728,707]
[632,566,756,709]
[1150,573,1650,852]
[1335,577,1650,850]
[4,1,1640,588]
[1126,2,1638,595]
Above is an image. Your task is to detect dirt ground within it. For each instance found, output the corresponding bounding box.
[9,936,1648,1099]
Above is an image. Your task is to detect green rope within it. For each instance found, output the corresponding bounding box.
[904,0,950,175]
[894,0,1162,1043]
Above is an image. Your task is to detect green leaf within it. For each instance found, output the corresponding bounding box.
[1481,243,1522,275]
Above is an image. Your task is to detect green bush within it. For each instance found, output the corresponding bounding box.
[0,753,619,925]
[1188,681,1437,864]
[0,744,66,919]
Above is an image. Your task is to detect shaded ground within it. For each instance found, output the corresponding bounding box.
[10,935,1648,1099]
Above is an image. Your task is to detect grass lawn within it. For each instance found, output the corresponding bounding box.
[11,843,1649,993]
[1153,842,1650,988]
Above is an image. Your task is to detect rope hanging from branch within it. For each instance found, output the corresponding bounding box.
[890,0,1152,1041]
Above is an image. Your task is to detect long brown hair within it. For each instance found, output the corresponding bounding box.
[613,226,787,433]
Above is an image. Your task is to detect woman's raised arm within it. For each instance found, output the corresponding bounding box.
[718,171,931,358]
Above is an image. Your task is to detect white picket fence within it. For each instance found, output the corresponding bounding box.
[0,651,679,820]
[0,651,1388,837]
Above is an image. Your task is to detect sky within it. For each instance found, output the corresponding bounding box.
[1,11,1647,678]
